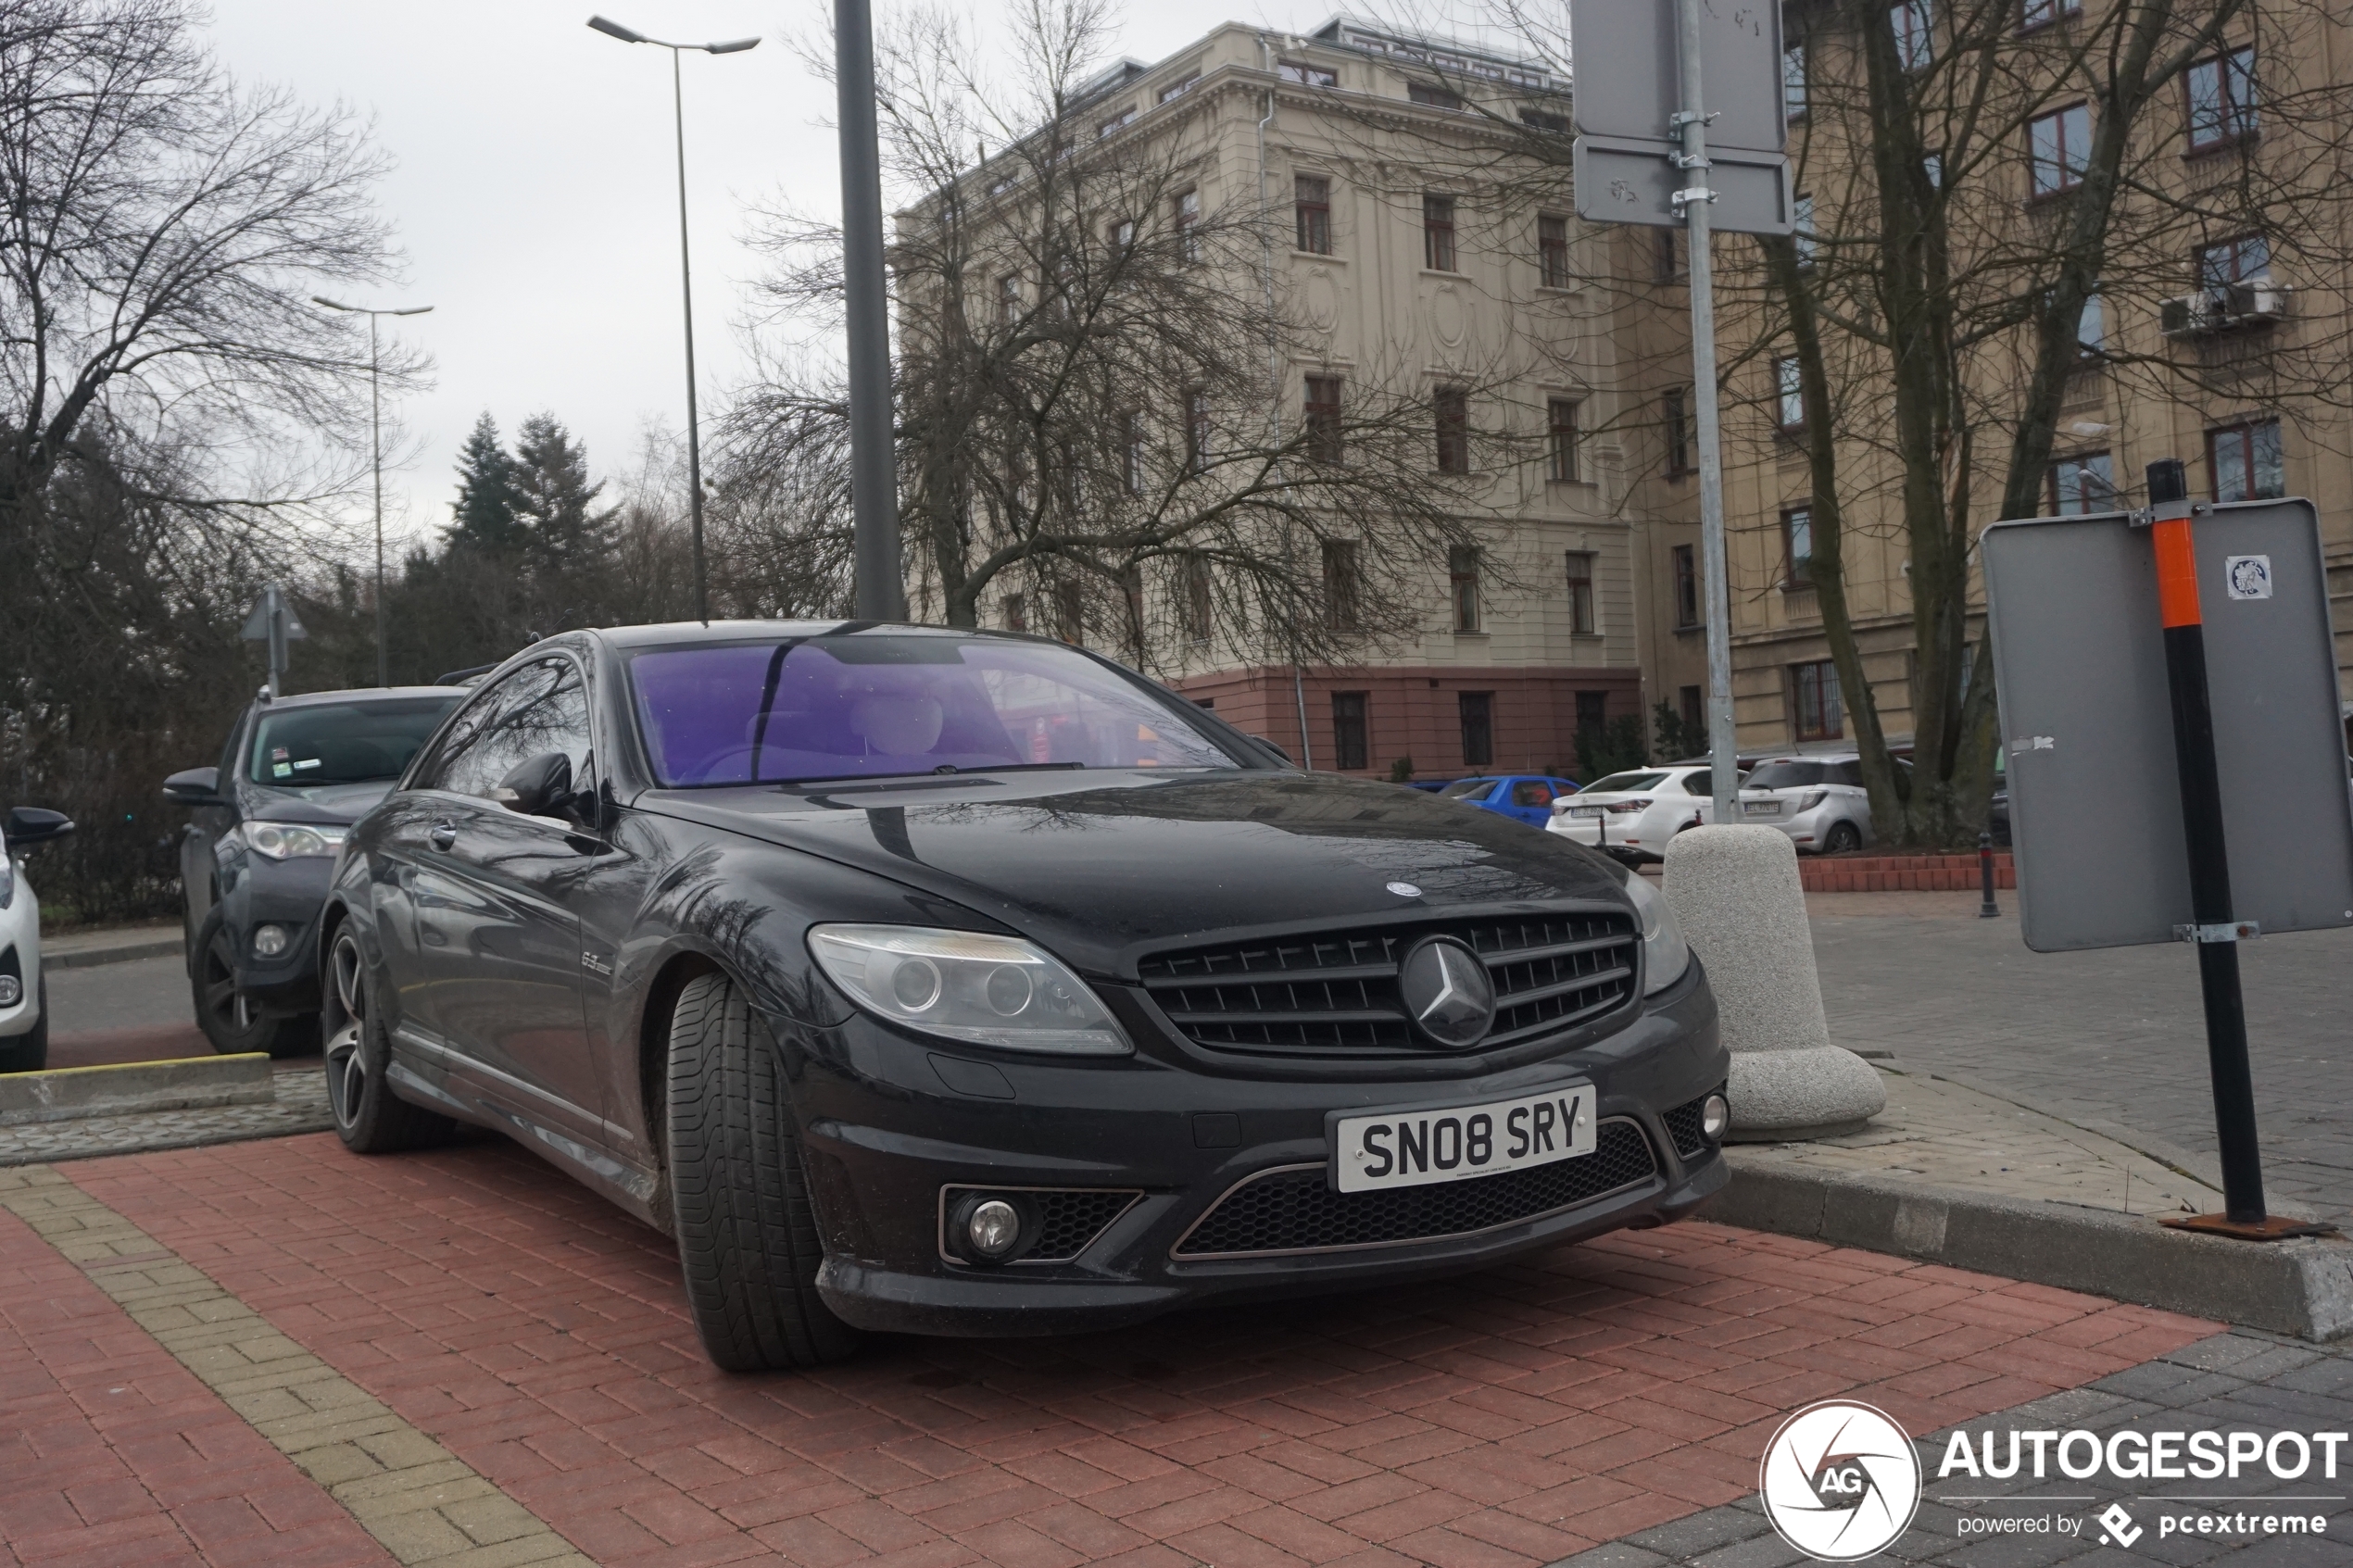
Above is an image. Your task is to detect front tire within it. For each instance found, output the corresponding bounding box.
[321,924,447,1153]
[0,977,46,1073]
[193,908,316,1059]
[667,972,860,1372]
[1822,820,1864,854]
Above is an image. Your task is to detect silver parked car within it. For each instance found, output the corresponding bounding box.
[1737,755,1878,853]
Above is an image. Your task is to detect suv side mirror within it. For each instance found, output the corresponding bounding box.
[4,807,75,848]
[493,752,573,819]
[163,766,222,806]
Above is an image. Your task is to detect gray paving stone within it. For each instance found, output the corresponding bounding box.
[1550,1546,1672,1568]
[1627,1507,1776,1558]
[1689,1531,1807,1568]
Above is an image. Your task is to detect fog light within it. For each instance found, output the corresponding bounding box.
[0,975,19,1007]
[1700,1093,1730,1142]
[967,1198,1022,1258]
[252,924,290,959]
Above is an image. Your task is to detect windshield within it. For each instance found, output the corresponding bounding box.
[1586,771,1667,794]
[626,635,1242,787]
[248,696,462,786]
[1746,760,1828,790]
[1441,778,1498,799]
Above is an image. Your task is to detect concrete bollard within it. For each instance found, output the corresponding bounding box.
[1662,824,1885,1140]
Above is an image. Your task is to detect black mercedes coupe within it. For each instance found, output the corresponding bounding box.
[320,622,1729,1371]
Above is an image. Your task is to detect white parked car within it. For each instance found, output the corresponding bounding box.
[0,807,77,1073]
[1547,765,1722,862]
[1737,755,1875,853]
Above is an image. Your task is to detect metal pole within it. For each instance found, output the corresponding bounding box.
[671,45,711,623]
[1978,830,1999,918]
[838,0,903,621]
[370,311,387,687]
[2146,458,2268,1227]
[1677,0,1738,825]
[266,584,286,701]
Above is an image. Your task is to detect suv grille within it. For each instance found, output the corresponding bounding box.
[1174,1119,1658,1259]
[1138,911,1638,1059]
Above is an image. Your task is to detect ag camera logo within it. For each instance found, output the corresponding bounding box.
[1760,1400,1923,1562]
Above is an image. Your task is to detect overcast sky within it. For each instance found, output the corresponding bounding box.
[202,0,1348,555]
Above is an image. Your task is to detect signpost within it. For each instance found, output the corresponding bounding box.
[1568,0,1791,823]
[240,584,308,703]
[1983,480,2353,1238]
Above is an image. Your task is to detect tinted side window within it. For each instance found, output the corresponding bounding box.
[1832,760,1865,786]
[1680,771,1712,796]
[217,710,249,789]
[426,660,593,802]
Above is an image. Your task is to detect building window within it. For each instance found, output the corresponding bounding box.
[2020,0,2081,28]
[1434,386,1470,473]
[2077,293,2106,357]
[1183,388,1211,471]
[1459,691,1493,767]
[1054,582,1086,646]
[996,273,1022,326]
[1322,539,1361,631]
[1003,593,1026,633]
[1575,690,1608,746]
[2048,452,2115,515]
[1564,551,1596,634]
[1303,374,1344,464]
[1120,411,1145,495]
[2029,102,2092,195]
[1793,659,1843,741]
[1449,546,1481,633]
[1157,72,1199,104]
[1108,216,1138,253]
[1654,229,1678,283]
[1278,58,1338,87]
[1180,553,1213,641]
[1097,106,1135,138]
[1776,356,1805,433]
[1679,684,1705,737]
[1785,43,1807,119]
[1294,174,1332,254]
[1782,506,1815,586]
[1174,189,1201,263]
[1408,82,1465,111]
[1538,214,1571,287]
[1520,106,1569,132]
[2186,46,2258,151]
[1893,0,1933,71]
[1547,397,1579,482]
[1665,388,1690,476]
[1331,692,1369,771]
[1423,194,1457,271]
[2198,232,2270,288]
[1793,193,1817,268]
[1672,544,1700,628]
[2208,420,2284,502]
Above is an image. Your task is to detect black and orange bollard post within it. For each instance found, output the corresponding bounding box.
[1977,831,2000,919]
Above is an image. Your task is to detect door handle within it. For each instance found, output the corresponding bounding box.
[429,819,458,850]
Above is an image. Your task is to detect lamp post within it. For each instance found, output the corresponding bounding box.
[313,297,433,687]
[588,15,759,626]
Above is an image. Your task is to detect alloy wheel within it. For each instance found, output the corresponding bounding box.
[324,933,368,1130]
[200,931,247,1035]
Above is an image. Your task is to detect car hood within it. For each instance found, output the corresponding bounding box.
[235,777,397,824]
[635,770,1634,974]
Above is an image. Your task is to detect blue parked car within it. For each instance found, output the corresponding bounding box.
[1429,774,1582,828]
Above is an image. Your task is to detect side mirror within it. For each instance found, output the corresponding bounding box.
[4,807,75,848]
[163,766,222,806]
[493,752,573,819]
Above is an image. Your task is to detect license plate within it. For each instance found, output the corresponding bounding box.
[1330,1085,1598,1193]
[1569,805,1604,818]
[1744,801,1782,816]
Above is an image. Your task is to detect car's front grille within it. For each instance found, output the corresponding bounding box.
[1137,911,1639,1059]
[1662,1089,1724,1161]
[1172,1119,1658,1259]
[939,1186,1139,1264]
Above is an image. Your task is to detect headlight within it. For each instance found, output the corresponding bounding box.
[808,924,1132,1056]
[1795,790,1829,813]
[0,855,13,911]
[1622,869,1692,996]
[240,822,349,860]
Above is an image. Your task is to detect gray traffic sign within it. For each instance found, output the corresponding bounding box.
[1571,0,1787,153]
[1573,135,1793,232]
[1982,499,2353,952]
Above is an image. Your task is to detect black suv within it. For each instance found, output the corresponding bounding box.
[165,685,463,1055]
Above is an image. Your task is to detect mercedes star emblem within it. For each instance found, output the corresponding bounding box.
[1387,881,1423,897]
[1397,936,1497,1048]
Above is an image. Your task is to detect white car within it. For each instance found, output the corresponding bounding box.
[0,807,76,1073]
[1547,765,1723,862]
[1737,755,1876,853]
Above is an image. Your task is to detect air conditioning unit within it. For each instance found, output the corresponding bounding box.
[2160,282,2290,337]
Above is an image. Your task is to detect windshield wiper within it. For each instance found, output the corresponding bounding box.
[775,762,1088,789]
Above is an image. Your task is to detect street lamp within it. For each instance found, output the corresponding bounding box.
[587,15,760,625]
[313,296,433,687]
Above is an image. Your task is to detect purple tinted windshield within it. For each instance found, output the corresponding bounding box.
[627,636,1240,787]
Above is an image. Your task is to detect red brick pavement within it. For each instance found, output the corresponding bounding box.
[45,1133,2214,1568]
[0,1200,397,1568]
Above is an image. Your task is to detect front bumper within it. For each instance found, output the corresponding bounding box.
[787,964,1728,1336]
[1738,802,1833,848]
[216,853,335,1014]
[1546,815,1657,860]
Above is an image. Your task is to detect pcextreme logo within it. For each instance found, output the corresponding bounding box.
[1758,1400,1925,1562]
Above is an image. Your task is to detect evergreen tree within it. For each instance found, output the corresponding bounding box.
[446,412,523,554]
[511,413,615,580]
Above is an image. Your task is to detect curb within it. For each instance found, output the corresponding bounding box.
[1712,1157,2353,1341]
[0,1053,273,1126]
[45,936,182,971]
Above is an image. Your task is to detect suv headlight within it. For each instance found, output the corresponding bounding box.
[1622,869,1692,996]
[808,924,1132,1056]
[239,822,350,860]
